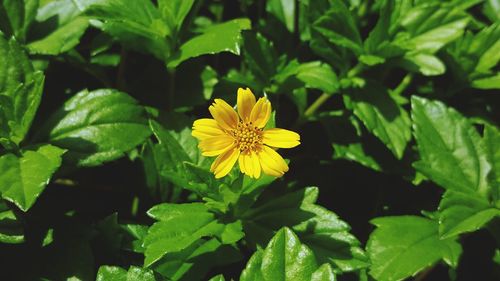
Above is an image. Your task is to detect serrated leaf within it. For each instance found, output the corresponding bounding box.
[144,203,225,267]
[38,89,151,167]
[412,96,499,237]
[312,1,363,55]
[243,187,368,273]
[0,144,65,211]
[167,18,251,68]
[96,265,160,281]
[242,32,279,86]
[347,81,411,159]
[0,34,45,145]
[240,227,322,281]
[367,216,462,281]
[27,0,90,55]
[86,0,171,61]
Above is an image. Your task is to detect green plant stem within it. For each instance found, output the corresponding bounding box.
[303,63,364,117]
[392,73,413,96]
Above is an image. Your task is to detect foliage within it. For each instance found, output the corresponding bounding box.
[0,0,498,280]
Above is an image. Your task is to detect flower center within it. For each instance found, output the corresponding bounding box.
[231,121,263,153]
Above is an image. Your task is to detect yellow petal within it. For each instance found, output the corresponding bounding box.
[258,146,288,177]
[237,88,256,121]
[210,146,240,178]
[263,128,301,148]
[249,97,271,128]
[199,135,235,156]
[238,151,261,178]
[209,99,239,130]
[192,118,225,140]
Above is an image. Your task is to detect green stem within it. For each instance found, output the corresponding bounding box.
[304,93,331,117]
[303,63,364,117]
[392,73,413,97]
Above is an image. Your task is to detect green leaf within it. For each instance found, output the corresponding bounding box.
[96,265,160,281]
[332,142,382,172]
[0,0,38,41]
[312,1,363,55]
[311,264,336,281]
[471,72,500,89]
[0,201,24,243]
[0,34,45,145]
[412,96,492,196]
[243,187,368,273]
[367,216,462,281]
[39,89,151,167]
[0,144,65,211]
[266,0,295,32]
[144,203,224,267]
[167,18,251,68]
[484,125,500,187]
[157,0,194,32]
[242,32,279,86]
[86,0,171,61]
[27,0,90,55]
[404,53,446,76]
[347,81,411,159]
[412,96,499,237]
[240,227,323,281]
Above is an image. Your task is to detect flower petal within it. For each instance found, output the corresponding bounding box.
[238,151,261,178]
[210,146,240,178]
[258,146,288,177]
[192,118,225,140]
[249,97,271,128]
[263,128,301,148]
[237,87,256,121]
[209,99,239,130]
[199,135,235,156]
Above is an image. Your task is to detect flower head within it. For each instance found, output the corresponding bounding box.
[192,88,300,179]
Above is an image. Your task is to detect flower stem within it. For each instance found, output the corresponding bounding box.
[303,63,364,117]
[392,73,413,97]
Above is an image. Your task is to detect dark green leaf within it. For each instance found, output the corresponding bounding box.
[86,0,171,61]
[39,89,151,167]
[367,216,462,281]
[347,81,411,159]
[0,144,65,211]
[266,0,295,32]
[157,0,194,32]
[0,201,24,243]
[167,18,251,68]
[0,0,38,41]
[96,265,160,281]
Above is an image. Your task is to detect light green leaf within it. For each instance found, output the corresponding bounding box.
[27,0,90,55]
[266,0,295,32]
[0,34,45,145]
[404,53,446,76]
[471,73,500,89]
[157,0,194,32]
[96,265,159,281]
[167,18,251,68]
[311,263,336,281]
[484,125,500,187]
[347,81,411,159]
[332,142,382,172]
[0,201,24,243]
[367,216,462,281]
[412,96,492,196]
[208,274,226,281]
[243,187,368,273]
[39,89,151,167]
[294,61,338,94]
[144,203,224,267]
[412,96,499,237]
[240,227,322,281]
[86,0,171,61]
[0,144,65,211]
[439,191,500,238]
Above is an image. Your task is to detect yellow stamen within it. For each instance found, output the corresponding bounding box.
[231,121,263,154]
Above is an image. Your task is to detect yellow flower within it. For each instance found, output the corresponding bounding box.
[192,88,300,179]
